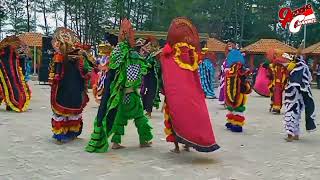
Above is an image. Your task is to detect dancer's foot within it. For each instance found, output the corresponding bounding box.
[145,112,152,119]
[70,136,78,141]
[6,106,12,111]
[170,148,180,153]
[272,109,281,114]
[170,142,180,153]
[285,134,294,142]
[183,145,190,152]
[140,142,152,148]
[293,135,299,140]
[54,139,63,145]
[112,143,126,149]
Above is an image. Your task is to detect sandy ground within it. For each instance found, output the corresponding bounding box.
[0,81,320,180]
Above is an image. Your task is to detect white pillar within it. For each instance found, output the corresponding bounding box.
[33,46,37,75]
[303,0,308,48]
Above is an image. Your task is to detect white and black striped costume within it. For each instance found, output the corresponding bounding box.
[284,58,316,136]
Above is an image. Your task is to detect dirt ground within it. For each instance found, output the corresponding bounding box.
[0,81,319,180]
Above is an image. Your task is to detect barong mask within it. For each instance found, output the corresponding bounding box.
[266,49,289,64]
[118,18,135,48]
[52,27,80,55]
[98,43,113,56]
[165,17,200,71]
[137,36,159,57]
[0,36,30,57]
[167,17,200,51]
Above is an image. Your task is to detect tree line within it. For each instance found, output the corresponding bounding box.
[0,0,319,47]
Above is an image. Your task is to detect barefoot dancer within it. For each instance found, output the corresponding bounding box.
[265,49,288,114]
[86,19,153,152]
[49,28,91,144]
[138,37,162,119]
[283,49,316,142]
[161,17,220,153]
[224,49,252,133]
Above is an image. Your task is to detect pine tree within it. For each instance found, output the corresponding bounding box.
[6,0,28,34]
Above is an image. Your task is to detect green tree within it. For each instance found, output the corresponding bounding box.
[6,0,28,34]
[0,3,8,39]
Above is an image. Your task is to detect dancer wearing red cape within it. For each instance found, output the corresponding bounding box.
[161,17,220,153]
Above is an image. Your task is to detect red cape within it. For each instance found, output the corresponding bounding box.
[160,47,219,152]
[254,66,271,97]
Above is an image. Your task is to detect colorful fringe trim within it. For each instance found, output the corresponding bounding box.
[85,117,109,153]
[226,105,246,132]
[51,114,83,141]
[50,57,90,116]
[269,63,288,112]
[163,102,220,152]
[199,59,215,98]
[0,50,31,112]
[225,63,251,132]
[163,103,176,142]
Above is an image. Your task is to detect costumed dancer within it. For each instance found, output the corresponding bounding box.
[92,43,112,103]
[138,37,162,118]
[218,42,236,105]
[18,50,32,82]
[49,27,91,144]
[266,49,288,114]
[198,47,216,99]
[283,49,316,142]
[225,49,252,132]
[0,36,31,112]
[86,19,153,152]
[161,17,220,153]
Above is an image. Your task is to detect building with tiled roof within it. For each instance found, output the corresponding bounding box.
[18,32,43,47]
[242,39,297,54]
[303,42,320,55]
[107,29,209,40]
[242,39,297,69]
[206,38,227,53]
[302,42,320,78]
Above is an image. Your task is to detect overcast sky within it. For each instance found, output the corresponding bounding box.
[1,1,63,39]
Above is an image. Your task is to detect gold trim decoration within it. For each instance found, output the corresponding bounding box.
[173,42,199,71]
